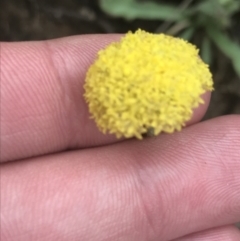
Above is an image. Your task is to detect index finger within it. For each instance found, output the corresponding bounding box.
[1,35,211,162]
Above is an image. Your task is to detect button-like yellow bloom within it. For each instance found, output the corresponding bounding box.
[84,29,213,139]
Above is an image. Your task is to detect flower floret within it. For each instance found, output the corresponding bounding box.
[84,29,213,139]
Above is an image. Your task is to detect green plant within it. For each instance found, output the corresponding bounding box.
[99,0,240,78]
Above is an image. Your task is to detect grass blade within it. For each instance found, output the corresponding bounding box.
[206,26,240,77]
[99,0,185,21]
[201,37,212,65]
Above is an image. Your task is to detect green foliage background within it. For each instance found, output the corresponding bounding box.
[99,0,240,78]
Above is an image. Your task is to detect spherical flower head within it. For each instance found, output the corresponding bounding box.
[84,29,213,139]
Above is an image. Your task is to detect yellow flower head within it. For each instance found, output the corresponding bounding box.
[84,29,213,139]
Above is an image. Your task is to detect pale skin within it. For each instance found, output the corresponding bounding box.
[1,35,240,241]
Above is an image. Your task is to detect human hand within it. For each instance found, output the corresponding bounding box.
[1,35,240,241]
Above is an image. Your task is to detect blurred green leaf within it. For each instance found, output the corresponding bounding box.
[99,0,185,21]
[178,27,195,40]
[197,0,222,16]
[206,26,240,77]
[201,37,212,64]
[195,0,230,27]
[218,0,240,15]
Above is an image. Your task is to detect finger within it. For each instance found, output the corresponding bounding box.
[173,225,240,241]
[1,35,120,162]
[1,115,240,241]
[1,36,211,162]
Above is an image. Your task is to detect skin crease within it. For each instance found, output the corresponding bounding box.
[1,36,240,241]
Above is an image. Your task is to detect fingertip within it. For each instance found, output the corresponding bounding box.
[186,91,211,126]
